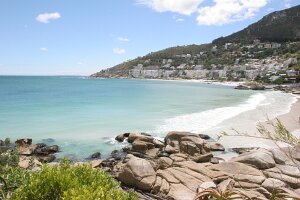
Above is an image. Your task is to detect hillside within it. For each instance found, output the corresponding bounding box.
[213,5,300,44]
[91,5,300,79]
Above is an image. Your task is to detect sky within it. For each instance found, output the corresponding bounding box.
[0,0,298,75]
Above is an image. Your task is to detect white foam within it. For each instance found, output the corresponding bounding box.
[155,93,266,134]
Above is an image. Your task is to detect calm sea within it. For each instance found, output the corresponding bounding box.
[0,76,296,159]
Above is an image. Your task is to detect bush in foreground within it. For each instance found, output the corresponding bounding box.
[10,159,137,200]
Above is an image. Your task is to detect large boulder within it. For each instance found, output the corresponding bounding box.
[116,155,156,191]
[230,149,275,169]
[165,132,209,158]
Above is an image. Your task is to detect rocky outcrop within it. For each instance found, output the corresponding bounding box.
[104,133,300,200]
[15,138,59,165]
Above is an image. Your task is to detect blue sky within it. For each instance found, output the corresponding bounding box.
[0,0,298,75]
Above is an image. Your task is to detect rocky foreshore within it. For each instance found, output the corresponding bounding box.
[9,131,300,200]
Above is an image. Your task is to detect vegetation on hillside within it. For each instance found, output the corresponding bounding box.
[213,5,300,44]
[92,5,300,78]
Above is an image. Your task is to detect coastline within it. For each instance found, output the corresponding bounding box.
[260,94,300,137]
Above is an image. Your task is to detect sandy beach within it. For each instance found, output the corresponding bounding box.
[261,94,300,137]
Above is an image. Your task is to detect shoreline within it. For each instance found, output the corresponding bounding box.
[260,94,300,137]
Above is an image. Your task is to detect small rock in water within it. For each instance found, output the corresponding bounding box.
[230,147,259,154]
[198,134,210,140]
[206,142,225,151]
[115,134,125,142]
[90,152,101,159]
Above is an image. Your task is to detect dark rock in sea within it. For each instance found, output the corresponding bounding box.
[198,134,211,140]
[36,143,47,148]
[250,84,265,90]
[230,147,259,154]
[115,134,125,142]
[90,152,101,159]
[234,85,249,90]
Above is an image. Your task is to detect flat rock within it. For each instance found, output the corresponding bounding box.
[157,169,180,184]
[209,161,264,177]
[230,149,275,169]
[174,161,228,181]
[263,171,300,189]
[234,174,265,185]
[167,183,195,200]
[262,178,286,192]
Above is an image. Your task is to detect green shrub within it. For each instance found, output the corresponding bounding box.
[10,159,137,200]
[0,138,26,199]
[0,166,30,199]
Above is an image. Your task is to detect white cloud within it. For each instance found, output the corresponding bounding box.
[173,15,185,22]
[40,47,48,51]
[36,12,61,23]
[117,37,130,42]
[136,0,204,15]
[77,62,84,65]
[113,48,126,55]
[197,0,268,26]
[283,0,291,8]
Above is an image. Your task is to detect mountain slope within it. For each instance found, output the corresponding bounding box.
[213,5,300,44]
[92,5,300,77]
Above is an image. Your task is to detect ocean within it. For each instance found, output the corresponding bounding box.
[0,76,296,159]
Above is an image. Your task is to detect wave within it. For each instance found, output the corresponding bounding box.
[155,93,267,134]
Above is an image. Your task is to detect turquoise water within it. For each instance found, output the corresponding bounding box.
[0,76,294,159]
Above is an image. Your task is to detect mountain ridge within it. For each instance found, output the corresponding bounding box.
[92,5,300,78]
